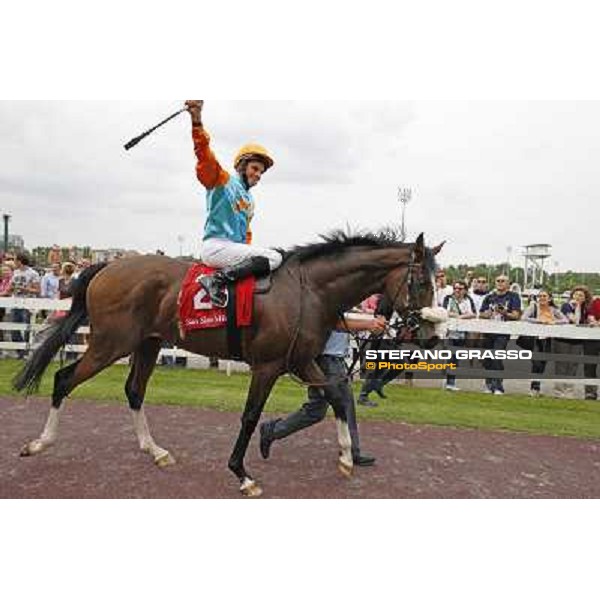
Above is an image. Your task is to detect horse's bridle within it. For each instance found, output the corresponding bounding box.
[387,249,431,335]
[339,252,432,378]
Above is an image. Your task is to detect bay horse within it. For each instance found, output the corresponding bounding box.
[14,230,442,497]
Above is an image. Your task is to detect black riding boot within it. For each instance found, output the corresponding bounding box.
[200,256,271,308]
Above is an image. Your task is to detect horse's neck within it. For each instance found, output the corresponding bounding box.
[304,250,403,319]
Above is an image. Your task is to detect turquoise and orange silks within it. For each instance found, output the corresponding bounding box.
[193,127,254,245]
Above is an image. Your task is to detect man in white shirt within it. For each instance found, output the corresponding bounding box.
[443,281,477,391]
[4,254,40,359]
[470,276,489,314]
[434,270,453,308]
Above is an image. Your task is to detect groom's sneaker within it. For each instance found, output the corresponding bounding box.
[353,454,376,467]
[259,420,279,460]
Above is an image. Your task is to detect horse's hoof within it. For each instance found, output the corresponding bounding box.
[240,479,263,498]
[20,440,45,457]
[338,460,354,479]
[155,452,176,468]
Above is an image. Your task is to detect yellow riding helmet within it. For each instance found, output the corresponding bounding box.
[234,143,275,171]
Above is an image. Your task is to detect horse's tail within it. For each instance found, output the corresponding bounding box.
[12,263,108,395]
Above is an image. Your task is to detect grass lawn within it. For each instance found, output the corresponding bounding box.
[1,360,599,440]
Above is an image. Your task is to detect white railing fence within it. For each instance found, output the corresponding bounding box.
[1,298,599,382]
[0,298,245,374]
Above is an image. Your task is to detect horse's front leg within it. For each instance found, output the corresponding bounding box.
[228,362,282,498]
[299,360,354,479]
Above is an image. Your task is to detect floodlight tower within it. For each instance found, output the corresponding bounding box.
[3,214,10,253]
[398,188,412,241]
[506,245,513,278]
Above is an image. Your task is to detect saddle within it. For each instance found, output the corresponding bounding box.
[178,264,271,361]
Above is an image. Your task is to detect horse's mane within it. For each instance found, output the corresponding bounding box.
[279,227,438,278]
[281,228,406,262]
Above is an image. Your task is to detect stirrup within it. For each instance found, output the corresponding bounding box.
[199,275,228,308]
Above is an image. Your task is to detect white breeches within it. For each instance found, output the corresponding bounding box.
[201,238,283,270]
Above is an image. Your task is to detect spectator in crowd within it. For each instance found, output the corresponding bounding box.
[59,263,76,299]
[357,295,419,407]
[0,263,14,326]
[0,263,13,295]
[348,294,383,375]
[47,245,61,266]
[443,280,477,391]
[360,294,381,315]
[464,270,475,290]
[521,289,568,397]
[57,262,79,361]
[0,254,40,359]
[2,254,40,297]
[479,275,522,395]
[358,295,393,407]
[470,277,489,313]
[468,276,489,354]
[554,286,591,398]
[434,270,453,308]
[585,295,600,401]
[3,260,16,275]
[40,263,61,300]
[73,259,91,280]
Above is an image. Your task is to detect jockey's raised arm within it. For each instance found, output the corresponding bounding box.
[192,127,230,191]
[185,100,282,308]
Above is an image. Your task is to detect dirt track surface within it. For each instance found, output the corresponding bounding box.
[1,397,599,499]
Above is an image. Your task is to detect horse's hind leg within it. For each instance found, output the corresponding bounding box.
[125,338,175,468]
[20,359,80,456]
[21,340,127,457]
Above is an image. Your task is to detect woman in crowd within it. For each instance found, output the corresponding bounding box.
[521,289,568,397]
[58,262,78,360]
[0,263,14,334]
[443,280,477,391]
[584,296,600,401]
[58,262,76,299]
[0,263,13,296]
[554,286,591,398]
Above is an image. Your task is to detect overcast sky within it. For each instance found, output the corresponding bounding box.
[1,100,598,272]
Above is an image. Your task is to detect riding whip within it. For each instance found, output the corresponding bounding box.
[124,107,188,151]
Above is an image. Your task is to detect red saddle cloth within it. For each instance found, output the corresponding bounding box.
[178,264,256,335]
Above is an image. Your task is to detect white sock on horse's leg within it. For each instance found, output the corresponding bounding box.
[41,406,61,444]
[336,419,353,470]
[21,406,62,456]
[131,408,174,466]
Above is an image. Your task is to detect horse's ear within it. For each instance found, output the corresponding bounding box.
[414,233,425,262]
[432,241,446,257]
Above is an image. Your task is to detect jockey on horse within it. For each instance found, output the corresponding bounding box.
[185,100,283,308]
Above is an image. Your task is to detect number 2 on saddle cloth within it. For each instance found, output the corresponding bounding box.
[178,264,256,342]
